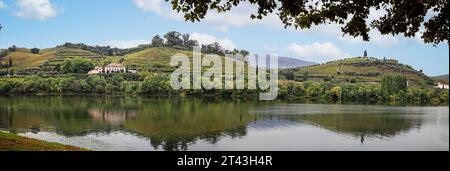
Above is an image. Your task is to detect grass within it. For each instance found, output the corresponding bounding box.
[0,51,54,71]
[0,131,88,151]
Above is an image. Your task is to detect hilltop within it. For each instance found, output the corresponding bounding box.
[281,57,435,87]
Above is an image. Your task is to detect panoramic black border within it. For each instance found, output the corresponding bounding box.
[0,151,447,169]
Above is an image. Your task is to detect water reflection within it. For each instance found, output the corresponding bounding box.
[0,96,448,151]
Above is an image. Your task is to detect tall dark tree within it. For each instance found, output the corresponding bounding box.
[186,39,199,47]
[8,45,17,52]
[31,48,40,54]
[284,71,295,80]
[152,35,165,47]
[364,50,368,57]
[182,34,190,46]
[8,56,12,67]
[239,50,250,57]
[168,0,449,45]
[164,31,183,47]
[381,75,408,96]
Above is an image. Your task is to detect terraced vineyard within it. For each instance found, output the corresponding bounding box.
[283,57,434,87]
[0,46,437,88]
[1,47,108,75]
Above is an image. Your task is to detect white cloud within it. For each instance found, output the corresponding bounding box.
[133,0,280,31]
[134,0,162,14]
[290,7,400,47]
[190,32,237,50]
[133,0,183,20]
[0,1,6,9]
[200,3,281,29]
[286,42,350,63]
[99,40,150,49]
[14,0,58,20]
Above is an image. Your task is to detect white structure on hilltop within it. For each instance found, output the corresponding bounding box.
[88,63,137,74]
[434,82,449,90]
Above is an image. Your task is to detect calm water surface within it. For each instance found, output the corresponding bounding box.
[0,96,448,151]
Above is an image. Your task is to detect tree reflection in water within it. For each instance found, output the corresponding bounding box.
[0,96,425,150]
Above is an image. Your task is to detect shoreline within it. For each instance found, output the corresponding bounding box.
[0,94,448,107]
[0,131,88,151]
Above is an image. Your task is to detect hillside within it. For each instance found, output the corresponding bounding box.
[282,57,434,87]
[432,75,449,84]
[0,47,120,75]
[278,57,316,68]
[0,47,436,88]
[124,47,192,66]
[0,46,243,75]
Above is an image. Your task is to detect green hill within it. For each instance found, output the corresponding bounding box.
[0,47,436,88]
[124,47,193,73]
[1,47,118,75]
[283,57,434,87]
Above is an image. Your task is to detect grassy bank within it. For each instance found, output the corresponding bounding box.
[0,131,88,151]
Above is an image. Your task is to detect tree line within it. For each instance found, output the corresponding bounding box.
[57,31,250,57]
[0,74,447,106]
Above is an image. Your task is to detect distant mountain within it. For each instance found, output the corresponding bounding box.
[432,75,449,84]
[247,56,316,69]
[278,57,317,69]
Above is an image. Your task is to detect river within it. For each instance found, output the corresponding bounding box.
[0,96,448,151]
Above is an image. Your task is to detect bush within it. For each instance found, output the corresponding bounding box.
[61,57,94,74]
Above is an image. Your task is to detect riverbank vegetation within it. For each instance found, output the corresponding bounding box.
[0,73,447,106]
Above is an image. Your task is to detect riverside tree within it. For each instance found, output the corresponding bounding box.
[381,75,408,96]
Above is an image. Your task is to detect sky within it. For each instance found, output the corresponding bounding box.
[0,0,448,76]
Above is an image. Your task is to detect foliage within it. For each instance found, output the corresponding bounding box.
[8,45,17,52]
[140,74,175,95]
[61,57,95,74]
[0,74,447,105]
[169,0,449,45]
[164,31,183,47]
[58,43,151,56]
[381,75,408,96]
[31,48,40,54]
[58,31,248,57]
[152,35,165,47]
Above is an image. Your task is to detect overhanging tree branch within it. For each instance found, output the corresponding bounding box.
[168,0,449,45]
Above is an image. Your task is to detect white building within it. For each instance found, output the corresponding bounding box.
[88,63,137,74]
[88,66,103,74]
[434,83,449,90]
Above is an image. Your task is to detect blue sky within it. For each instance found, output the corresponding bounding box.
[0,0,448,76]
